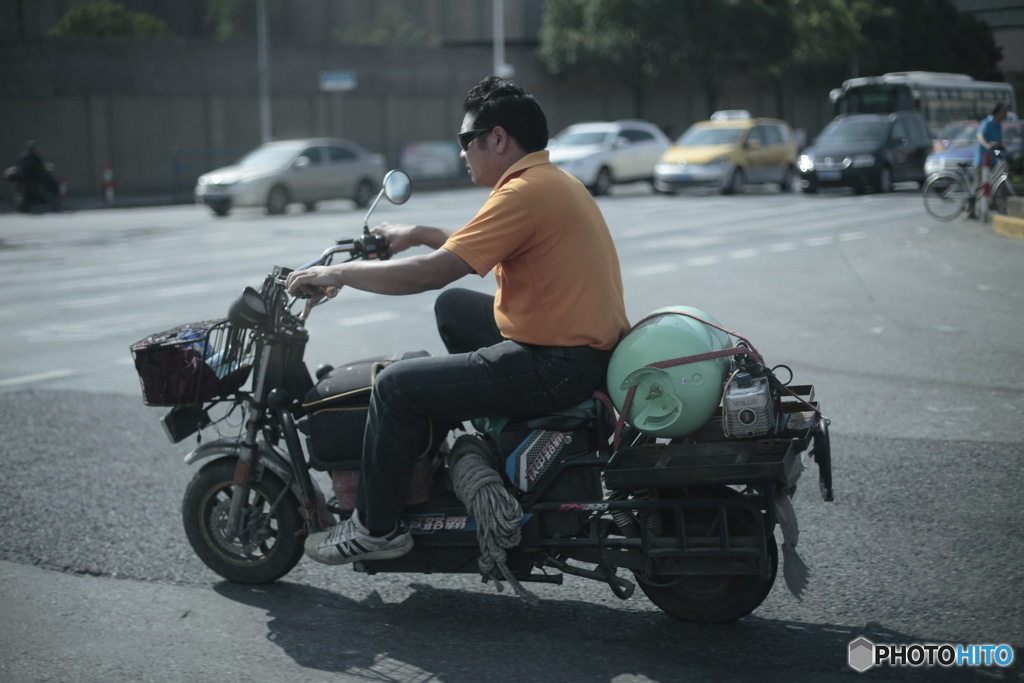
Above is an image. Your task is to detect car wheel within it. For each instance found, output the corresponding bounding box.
[801,180,818,194]
[353,179,375,208]
[779,166,796,193]
[212,207,230,217]
[265,185,290,215]
[722,168,745,195]
[877,166,893,193]
[303,202,317,213]
[591,167,612,196]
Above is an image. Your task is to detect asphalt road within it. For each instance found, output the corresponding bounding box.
[1,183,1022,683]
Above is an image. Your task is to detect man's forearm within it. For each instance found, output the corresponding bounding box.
[334,248,471,296]
[410,225,456,250]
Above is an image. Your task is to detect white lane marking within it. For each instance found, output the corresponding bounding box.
[728,248,760,260]
[156,283,217,298]
[804,236,835,247]
[686,255,722,267]
[0,369,75,387]
[57,295,125,309]
[336,312,400,327]
[628,263,678,277]
[768,242,799,252]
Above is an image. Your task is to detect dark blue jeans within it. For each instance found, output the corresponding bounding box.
[357,288,611,531]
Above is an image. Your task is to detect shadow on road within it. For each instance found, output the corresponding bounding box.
[214,580,1000,682]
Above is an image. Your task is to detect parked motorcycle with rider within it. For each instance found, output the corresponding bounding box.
[131,169,834,622]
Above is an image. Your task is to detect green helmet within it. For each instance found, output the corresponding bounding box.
[607,306,731,437]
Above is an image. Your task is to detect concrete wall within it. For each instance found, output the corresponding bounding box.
[0,39,836,203]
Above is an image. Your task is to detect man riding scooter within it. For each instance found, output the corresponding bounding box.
[286,76,630,565]
[5,140,61,212]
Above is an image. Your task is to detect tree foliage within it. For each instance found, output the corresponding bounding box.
[541,0,797,116]
[331,8,441,48]
[47,0,170,38]
[848,0,1003,81]
[539,0,1004,116]
[539,0,683,116]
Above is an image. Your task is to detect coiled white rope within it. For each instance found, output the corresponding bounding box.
[449,435,538,603]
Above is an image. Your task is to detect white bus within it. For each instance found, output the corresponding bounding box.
[830,71,1017,135]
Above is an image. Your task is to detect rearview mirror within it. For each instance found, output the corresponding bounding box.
[382,169,412,205]
[362,169,413,230]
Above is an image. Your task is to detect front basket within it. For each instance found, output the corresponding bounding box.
[130,318,255,406]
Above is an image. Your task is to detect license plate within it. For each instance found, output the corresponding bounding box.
[817,170,841,181]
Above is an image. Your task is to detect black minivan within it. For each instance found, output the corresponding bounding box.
[798,112,933,194]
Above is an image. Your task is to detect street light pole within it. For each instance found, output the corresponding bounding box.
[257,0,273,142]
[493,0,514,79]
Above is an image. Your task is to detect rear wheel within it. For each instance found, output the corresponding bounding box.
[182,459,305,584]
[922,173,969,221]
[635,486,777,623]
[779,166,796,193]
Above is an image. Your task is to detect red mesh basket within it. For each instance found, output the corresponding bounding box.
[130,318,255,407]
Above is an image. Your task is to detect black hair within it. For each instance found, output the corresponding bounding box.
[992,102,1007,116]
[463,76,548,153]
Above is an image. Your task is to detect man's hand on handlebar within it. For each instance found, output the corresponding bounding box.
[371,222,454,253]
[370,222,418,255]
[285,265,342,302]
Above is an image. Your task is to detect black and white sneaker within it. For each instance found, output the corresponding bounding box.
[304,509,412,565]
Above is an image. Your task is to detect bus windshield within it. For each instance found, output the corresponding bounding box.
[835,85,910,115]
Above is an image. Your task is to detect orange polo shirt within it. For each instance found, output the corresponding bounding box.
[443,151,629,351]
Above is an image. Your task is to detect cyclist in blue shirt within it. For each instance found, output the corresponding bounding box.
[973,102,1007,183]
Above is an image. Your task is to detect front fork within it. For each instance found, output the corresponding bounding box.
[220,329,329,536]
[184,398,330,538]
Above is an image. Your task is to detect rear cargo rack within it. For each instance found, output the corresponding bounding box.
[603,384,832,499]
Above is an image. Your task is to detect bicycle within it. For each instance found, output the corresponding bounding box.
[921,147,1017,222]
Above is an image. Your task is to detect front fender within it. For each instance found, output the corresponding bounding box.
[183,438,296,494]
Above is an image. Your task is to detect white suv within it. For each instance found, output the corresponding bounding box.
[548,120,671,195]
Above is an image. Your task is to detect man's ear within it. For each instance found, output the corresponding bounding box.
[492,125,510,153]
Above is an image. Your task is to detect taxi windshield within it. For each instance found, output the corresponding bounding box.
[676,127,744,146]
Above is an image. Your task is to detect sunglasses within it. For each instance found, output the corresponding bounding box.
[457,127,494,151]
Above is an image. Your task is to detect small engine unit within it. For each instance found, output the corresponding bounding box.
[723,372,775,438]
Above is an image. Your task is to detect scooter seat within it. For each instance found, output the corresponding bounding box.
[479,398,598,436]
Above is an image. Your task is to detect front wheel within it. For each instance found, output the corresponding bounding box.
[590,167,612,196]
[265,185,290,215]
[876,166,893,193]
[922,173,969,221]
[722,168,745,195]
[990,178,1015,216]
[635,486,777,623]
[353,179,375,208]
[182,459,306,584]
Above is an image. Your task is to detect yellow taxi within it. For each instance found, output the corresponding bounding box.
[653,111,799,194]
